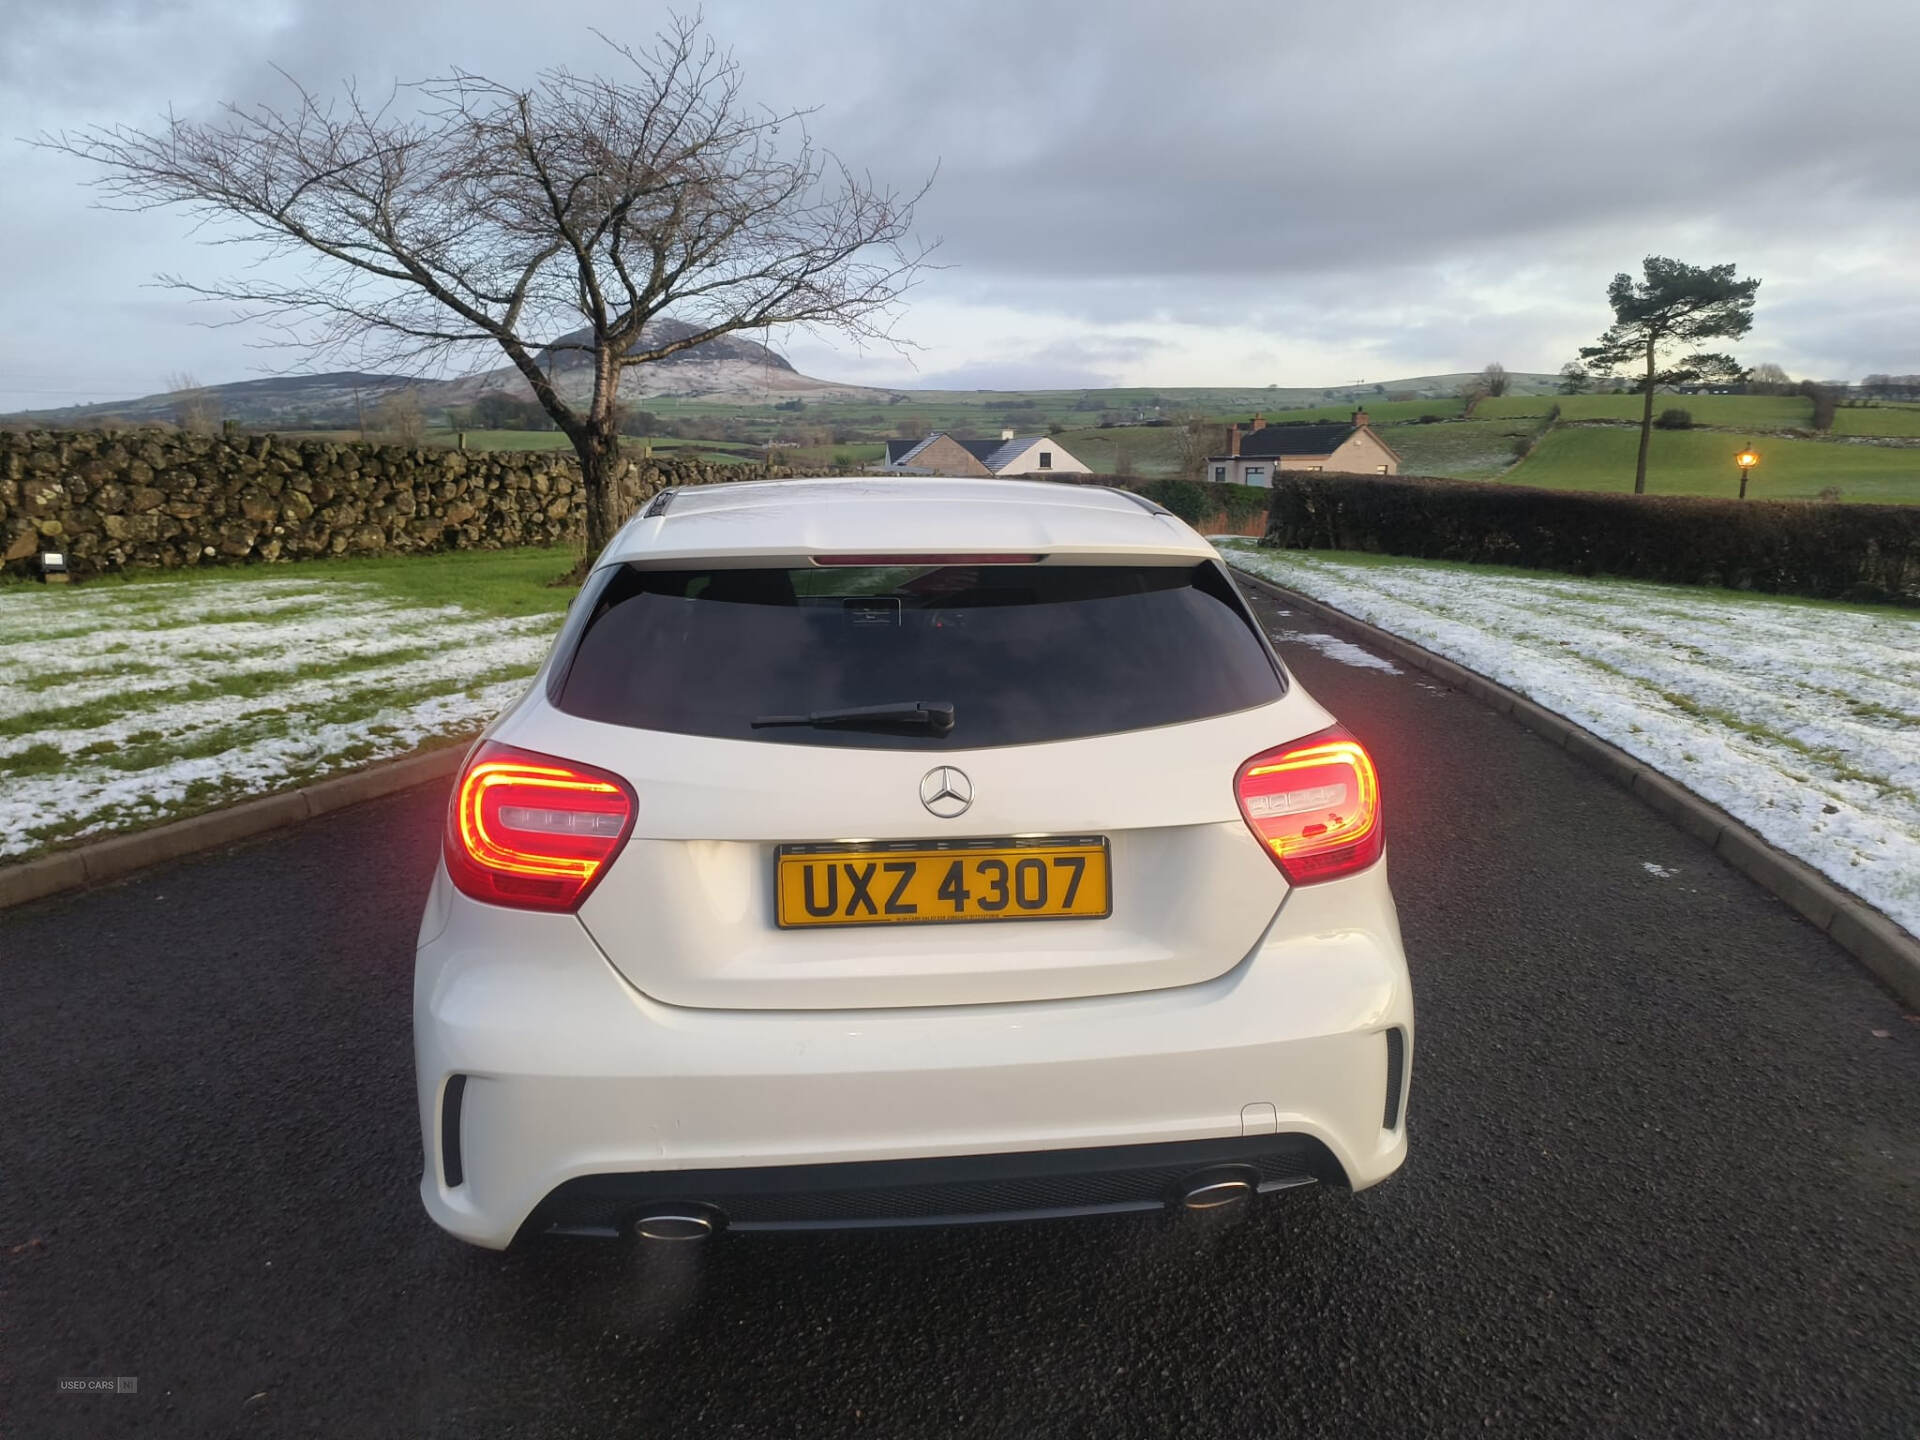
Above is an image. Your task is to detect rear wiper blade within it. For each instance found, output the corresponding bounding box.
[751,700,956,736]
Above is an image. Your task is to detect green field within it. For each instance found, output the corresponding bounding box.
[1474,393,1920,438]
[275,387,1920,498]
[779,439,887,470]
[1475,394,1816,428]
[1505,426,1920,503]
[1240,398,1464,425]
[623,383,1486,438]
[47,544,586,610]
[1375,417,1541,479]
[1047,426,1185,478]
[1831,403,1920,437]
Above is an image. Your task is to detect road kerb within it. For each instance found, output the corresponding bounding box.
[0,746,468,913]
[1232,564,1920,1011]
[0,851,89,911]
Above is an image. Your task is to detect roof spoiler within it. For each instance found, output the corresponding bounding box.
[1110,488,1172,517]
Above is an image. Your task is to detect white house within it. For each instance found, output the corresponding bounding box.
[882,429,1091,478]
[1206,410,1401,488]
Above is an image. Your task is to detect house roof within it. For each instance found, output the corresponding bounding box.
[886,433,1053,473]
[886,435,945,467]
[1233,423,1355,458]
[961,436,1049,472]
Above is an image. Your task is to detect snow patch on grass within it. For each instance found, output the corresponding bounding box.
[0,576,562,859]
[1222,542,1920,939]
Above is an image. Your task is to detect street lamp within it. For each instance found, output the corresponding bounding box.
[1736,446,1760,499]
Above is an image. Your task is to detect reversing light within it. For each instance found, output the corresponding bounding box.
[444,742,635,911]
[1234,727,1383,884]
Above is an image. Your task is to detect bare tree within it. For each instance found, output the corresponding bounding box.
[1479,361,1510,398]
[1175,412,1219,479]
[372,388,428,446]
[41,16,932,554]
[1556,361,1589,395]
[167,372,221,435]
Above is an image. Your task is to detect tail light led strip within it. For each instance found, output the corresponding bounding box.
[445,743,636,911]
[1235,727,1383,884]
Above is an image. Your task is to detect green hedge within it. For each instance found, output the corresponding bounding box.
[1038,474,1270,532]
[1265,471,1920,605]
[1126,478,1269,530]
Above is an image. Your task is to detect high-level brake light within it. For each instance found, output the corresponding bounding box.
[1235,728,1383,884]
[445,743,636,911]
[810,554,1045,567]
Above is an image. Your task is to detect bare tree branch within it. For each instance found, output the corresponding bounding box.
[36,12,937,550]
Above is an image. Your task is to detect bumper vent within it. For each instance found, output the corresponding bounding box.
[440,1075,468,1188]
[1383,1028,1407,1131]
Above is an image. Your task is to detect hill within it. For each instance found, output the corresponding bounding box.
[3,351,1565,432]
[5,318,872,428]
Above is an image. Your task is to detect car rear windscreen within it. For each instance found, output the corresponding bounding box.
[554,561,1284,749]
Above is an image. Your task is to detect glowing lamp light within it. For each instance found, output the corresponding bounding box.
[1735,446,1761,498]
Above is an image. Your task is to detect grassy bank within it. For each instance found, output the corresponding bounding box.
[1505,426,1920,502]
[1219,539,1920,937]
[0,548,580,860]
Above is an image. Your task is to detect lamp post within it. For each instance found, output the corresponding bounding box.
[1736,446,1760,499]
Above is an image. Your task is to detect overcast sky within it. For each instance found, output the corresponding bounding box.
[3,0,1917,408]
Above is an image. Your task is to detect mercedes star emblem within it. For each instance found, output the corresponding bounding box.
[919,766,973,818]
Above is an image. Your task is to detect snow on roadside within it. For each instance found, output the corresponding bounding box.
[1285,632,1403,674]
[1219,542,1920,940]
[0,577,562,859]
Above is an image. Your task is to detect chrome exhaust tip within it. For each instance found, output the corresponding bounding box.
[1180,1176,1255,1211]
[632,1212,715,1241]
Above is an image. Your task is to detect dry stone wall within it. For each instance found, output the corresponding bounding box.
[0,428,814,577]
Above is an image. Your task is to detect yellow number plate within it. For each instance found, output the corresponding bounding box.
[776,838,1111,928]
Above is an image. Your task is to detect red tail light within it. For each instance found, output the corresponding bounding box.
[1235,728,1383,884]
[444,743,636,912]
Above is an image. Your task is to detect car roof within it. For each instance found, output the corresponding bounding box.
[600,476,1216,565]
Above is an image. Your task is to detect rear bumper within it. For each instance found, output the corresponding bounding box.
[415,862,1413,1249]
[531,1134,1343,1236]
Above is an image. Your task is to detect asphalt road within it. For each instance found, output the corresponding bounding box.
[5,581,1918,1440]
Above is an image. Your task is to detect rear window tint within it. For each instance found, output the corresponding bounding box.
[554,562,1283,749]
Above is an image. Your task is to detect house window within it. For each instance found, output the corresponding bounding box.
[1376,465,1388,474]
[1244,466,1265,484]
[1038,451,1052,470]
[1308,465,1323,472]
[1213,466,1226,483]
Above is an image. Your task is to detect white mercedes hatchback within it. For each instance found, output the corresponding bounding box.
[414,477,1412,1248]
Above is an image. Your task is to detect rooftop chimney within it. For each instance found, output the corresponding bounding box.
[1228,423,1241,458]
[1351,408,1370,428]
[1000,426,1015,440]
[1250,413,1266,431]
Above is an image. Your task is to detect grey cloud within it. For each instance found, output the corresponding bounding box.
[908,335,1173,390]
[3,0,1918,403]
